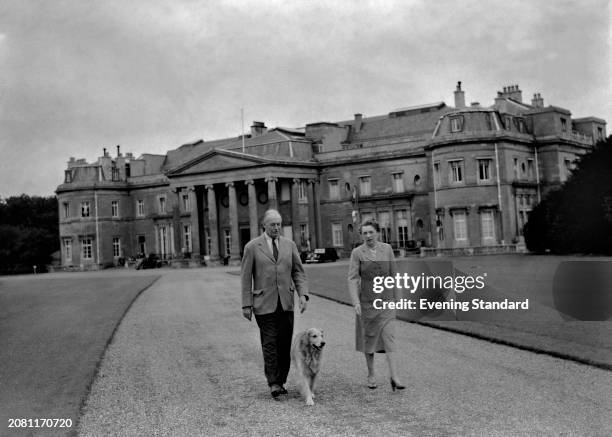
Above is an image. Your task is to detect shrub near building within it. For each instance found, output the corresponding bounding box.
[525,136,612,254]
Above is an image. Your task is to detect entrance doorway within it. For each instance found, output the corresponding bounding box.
[240,228,251,257]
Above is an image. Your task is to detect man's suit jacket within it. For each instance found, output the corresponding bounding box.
[241,234,309,315]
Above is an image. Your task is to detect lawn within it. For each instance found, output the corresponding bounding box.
[0,273,159,436]
[304,254,612,369]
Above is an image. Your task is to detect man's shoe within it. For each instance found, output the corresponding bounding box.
[270,384,282,398]
[279,385,288,395]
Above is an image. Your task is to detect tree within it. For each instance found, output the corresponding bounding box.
[524,136,612,254]
[0,195,59,274]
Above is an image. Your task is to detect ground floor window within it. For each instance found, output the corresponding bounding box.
[453,211,467,242]
[183,225,192,253]
[112,237,121,258]
[82,238,93,260]
[481,211,495,244]
[224,229,231,256]
[378,211,390,243]
[63,239,72,263]
[332,223,343,247]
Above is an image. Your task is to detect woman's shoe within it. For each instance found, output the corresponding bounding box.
[390,378,405,391]
[367,376,378,389]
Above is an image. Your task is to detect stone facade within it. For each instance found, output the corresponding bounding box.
[56,83,607,268]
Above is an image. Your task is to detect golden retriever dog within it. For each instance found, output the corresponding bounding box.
[291,328,325,406]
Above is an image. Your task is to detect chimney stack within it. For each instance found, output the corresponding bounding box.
[454,81,466,108]
[531,93,544,108]
[250,121,267,137]
[500,84,522,103]
[116,145,122,157]
[103,147,107,157]
[354,113,363,133]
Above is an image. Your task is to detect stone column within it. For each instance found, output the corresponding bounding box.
[291,178,301,243]
[154,224,159,255]
[187,186,200,259]
[172,188,182,257]
[266,176,278,210]
[226,182,240,261]
[307,179,317,249]
[246,179,259,240]
[206,184,220,262]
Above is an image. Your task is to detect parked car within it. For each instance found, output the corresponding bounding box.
[136,253,162,269]
[305,248,339,263]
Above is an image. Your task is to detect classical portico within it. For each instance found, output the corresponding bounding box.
[167,148,321,264]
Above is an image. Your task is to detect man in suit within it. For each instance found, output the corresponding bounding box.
[241,209,309,398]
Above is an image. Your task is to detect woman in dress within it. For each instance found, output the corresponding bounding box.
[347,220,405,390]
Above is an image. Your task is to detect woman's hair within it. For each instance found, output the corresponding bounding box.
[360,219,380,232]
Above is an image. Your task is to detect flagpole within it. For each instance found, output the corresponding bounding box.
[241,108,245,153]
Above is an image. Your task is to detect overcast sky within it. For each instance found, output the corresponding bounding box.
[1,0,610,197]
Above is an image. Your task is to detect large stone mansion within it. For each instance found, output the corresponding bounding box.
[56,82,607,268]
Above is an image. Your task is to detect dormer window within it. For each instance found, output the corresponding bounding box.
[560,118,567,132]
[64,170,72,183]
[450,116,464,133]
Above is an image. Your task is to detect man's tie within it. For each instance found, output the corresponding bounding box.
[273,238,278,261]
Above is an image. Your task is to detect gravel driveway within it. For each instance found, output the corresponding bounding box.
[79,268,611,436]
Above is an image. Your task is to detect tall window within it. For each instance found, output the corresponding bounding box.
[182,194,191,212]
[527,159,534,180]
[433,162,441,187]
[224,229,231,255]
[359,176,371,196]
[63,239,72,263]
[453,211,467,242]
[111,200,119,218]
[82,238,93,260]
[516,194,534,236]
[481,211,495,244]
[392,173,404,193]
[478,159,491,182]
[112,237,121,257]
[183,225,192,253]
[449,160,464,183]
[159,196,166,214]
[63,202,70,218]
[332,223,343,247]
[513,158,519,179]
[297,181,308,202]
[560,117,567,132]
[137,200,144,217]
[81,201,90,218]
[328,179,339,200]
[299,223,309,247]
[396,209,409,248]
[378,211,391,243]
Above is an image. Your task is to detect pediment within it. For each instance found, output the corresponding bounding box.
[168,150,265,176]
